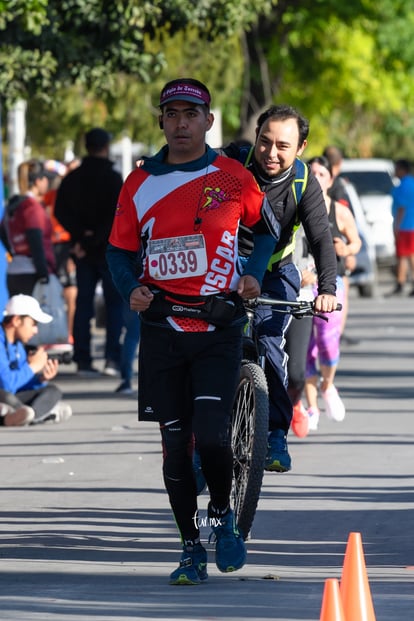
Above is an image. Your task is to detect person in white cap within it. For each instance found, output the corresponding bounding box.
[0,294,72,425]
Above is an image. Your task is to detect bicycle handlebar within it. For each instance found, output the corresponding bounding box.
[245,296,342,320]
[249,296,342,310]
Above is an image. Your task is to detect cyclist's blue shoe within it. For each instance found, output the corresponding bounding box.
[265,429,292,472]
[193,448,207,495]
[169,542,208,585]
[208,505,246,573]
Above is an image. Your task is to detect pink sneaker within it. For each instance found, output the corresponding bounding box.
[307,407,320,431]
[291,401,309,438]
[321,385,346,422]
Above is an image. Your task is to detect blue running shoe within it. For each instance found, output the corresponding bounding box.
[169,543,208,585]
[265,428,292,472]
[208,505,246,573]
[193,448,207,495]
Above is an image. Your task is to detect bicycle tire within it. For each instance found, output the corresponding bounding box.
[231,361,269,540]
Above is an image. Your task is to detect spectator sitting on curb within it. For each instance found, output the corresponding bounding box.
[0,295,72,425]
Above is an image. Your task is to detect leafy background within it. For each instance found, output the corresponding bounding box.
[1,0,414,161]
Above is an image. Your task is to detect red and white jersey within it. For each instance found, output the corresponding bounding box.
[109,154,265,298]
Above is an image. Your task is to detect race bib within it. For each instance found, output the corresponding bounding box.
[148,234,207,280]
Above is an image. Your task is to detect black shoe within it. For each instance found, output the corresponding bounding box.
[409,288,414,297]
[340,334,360,346]
[384,284,404,297]
[114,381,135,395]
[77,363,100,377]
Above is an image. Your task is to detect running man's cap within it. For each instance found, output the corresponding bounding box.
[159,80,211,107]
[4,295,53,323]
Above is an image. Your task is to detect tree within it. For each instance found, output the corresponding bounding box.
[2,0,414,159]
[0,0,274,107]
[22,27,244,159]
[236,0,414,155]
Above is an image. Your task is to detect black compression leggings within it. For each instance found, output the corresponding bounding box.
[160,411,233,542]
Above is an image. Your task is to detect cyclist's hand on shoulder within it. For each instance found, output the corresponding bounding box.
[237,275,260,299]
[130,286,154,312]
[313,293,338,313]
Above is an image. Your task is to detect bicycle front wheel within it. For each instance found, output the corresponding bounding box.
[231,361,269,540]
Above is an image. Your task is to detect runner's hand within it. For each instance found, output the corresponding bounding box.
[130,286,154,311]
[237,275,260,299]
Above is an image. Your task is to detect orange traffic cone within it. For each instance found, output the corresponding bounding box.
[320,578,346,620]
[340,532,376,621]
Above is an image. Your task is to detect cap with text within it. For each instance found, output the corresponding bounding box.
[159,82,211,107]
[4,295,53,324]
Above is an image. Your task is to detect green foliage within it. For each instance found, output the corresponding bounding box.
[2,0,414,160]
[242,2,414,157]
[24,26,244,159]
[0,47,57,104]
[0,0,49,33]
[0,0,273,106]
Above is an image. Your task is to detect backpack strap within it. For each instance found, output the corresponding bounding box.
[266,158,308,270]
[240,145,254,167]
[291,158,308,205]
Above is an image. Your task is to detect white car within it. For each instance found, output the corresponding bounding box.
[339,158,398,263]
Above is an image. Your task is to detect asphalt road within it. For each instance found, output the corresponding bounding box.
[0,267,413,620]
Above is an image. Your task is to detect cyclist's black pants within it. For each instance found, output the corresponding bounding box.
[257,264,301,432]
[285,315,313,405]
[139,323,242,541]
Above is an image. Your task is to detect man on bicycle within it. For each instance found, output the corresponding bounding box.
[223,105,338,472]
[106,79,280,585]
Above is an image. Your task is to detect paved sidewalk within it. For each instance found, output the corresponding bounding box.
[0,276,413,620]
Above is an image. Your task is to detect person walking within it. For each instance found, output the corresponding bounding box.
[322,145,350,206]
[386,159,414,296]
[114,302,140,395]
[4,160,56,296]
[285,225,315,439]
[222,105,338,472]
[323,145,358,344]
[43,159,79,344]
[55,128,124,376]
[106,78,279,585]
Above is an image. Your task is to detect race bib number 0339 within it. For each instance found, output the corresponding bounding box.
[148,234,207,280]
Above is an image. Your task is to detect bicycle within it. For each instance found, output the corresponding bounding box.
[231,295,342,540]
